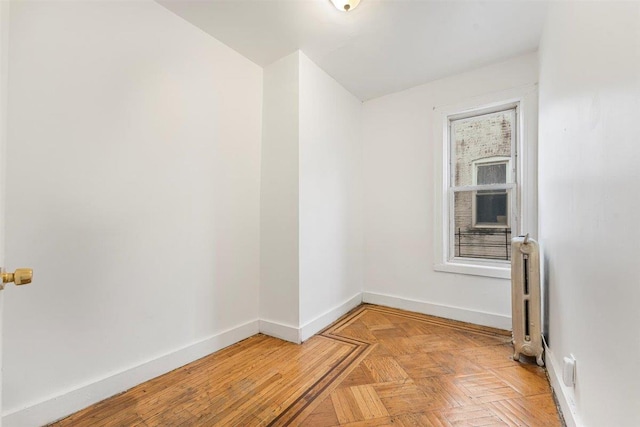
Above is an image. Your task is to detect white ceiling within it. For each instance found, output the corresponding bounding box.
[157,0,548,101]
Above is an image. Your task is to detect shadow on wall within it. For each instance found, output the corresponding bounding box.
[542,252,550,346]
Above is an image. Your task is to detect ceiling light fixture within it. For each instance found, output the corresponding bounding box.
[330,0,361,12]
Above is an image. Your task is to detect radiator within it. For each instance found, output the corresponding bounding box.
[511,234,544,366]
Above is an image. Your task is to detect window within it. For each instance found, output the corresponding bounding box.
[450,108,516,262]
[434,86,537,279]
[472,157,511,228]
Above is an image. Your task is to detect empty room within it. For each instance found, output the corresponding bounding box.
[0,0,638,426]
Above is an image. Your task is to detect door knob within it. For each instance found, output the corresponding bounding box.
[2,268,33,286]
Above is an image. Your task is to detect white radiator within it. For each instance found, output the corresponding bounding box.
[511,234,544,366]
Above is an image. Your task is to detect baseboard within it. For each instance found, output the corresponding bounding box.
[260,294,363,343]
[3,294,509,426]
[259,319,301,344]
[300,293,362,342]
[544,342,582,427]
[362,292,511,330]
[2,320,260,427]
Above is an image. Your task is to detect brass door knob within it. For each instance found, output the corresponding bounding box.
[2,268,33,285]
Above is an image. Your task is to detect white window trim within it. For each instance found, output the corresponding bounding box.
[471,156,512,229]
[433,85,538,279]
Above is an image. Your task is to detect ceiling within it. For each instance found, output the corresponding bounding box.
[157,0,548,101]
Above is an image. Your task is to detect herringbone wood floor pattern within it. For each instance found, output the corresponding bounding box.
[51,305,563,426]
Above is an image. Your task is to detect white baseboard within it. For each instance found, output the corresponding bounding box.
[260,293,363,344]
[3,294,510,426]
[259,319,301,344]
[544,342,582,427]
[2,320,260,427]
[362,292,511,330]
[300,293,362,342]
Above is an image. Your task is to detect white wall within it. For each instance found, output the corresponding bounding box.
[4,1,262,424]
[538,3,640,426]
[0,2,10,423]
[362,53,538,328]
[260,51,362,342]
[298,53,362,337]
[260,51,300,336]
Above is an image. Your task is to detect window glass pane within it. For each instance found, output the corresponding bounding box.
[453,190,511,261]
[452,110,514,186]
[477,163,506,185]
[476,191,508,224]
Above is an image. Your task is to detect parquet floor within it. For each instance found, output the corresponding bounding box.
[51,305,563,426]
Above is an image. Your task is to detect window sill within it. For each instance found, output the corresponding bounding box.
[434,261,511,279]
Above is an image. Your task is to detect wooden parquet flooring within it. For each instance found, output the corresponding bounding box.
[51,305,563,426]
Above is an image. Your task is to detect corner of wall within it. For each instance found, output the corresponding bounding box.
[299,293,362,342]
[259,319,301,344]
[260,292,363,344]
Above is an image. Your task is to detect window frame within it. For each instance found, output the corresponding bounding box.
[433,86,538,279]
